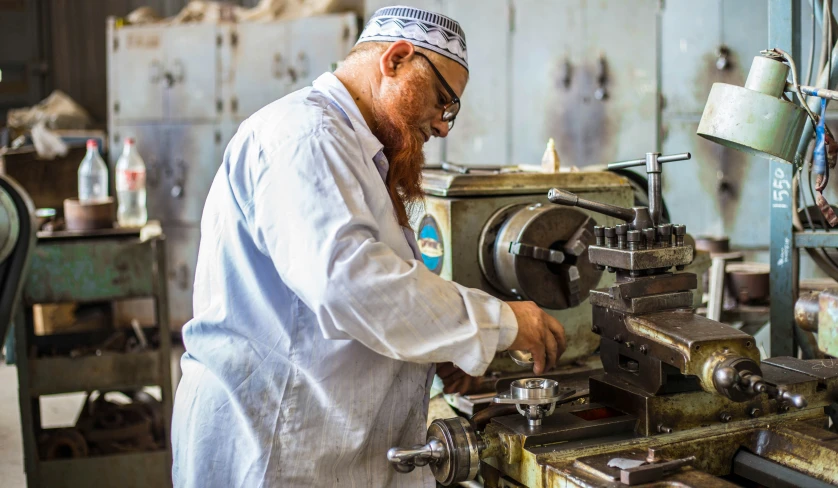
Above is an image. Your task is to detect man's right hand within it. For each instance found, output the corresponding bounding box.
[506,301,567,375]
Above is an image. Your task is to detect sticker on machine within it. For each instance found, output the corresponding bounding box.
[417,215,444,275]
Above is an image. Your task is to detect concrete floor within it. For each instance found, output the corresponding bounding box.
[0,363,86,487]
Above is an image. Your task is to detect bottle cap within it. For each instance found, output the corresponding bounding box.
[124,137,135,145]
[86,139,98,149]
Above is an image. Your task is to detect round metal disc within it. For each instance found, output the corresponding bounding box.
[427,417,479,486]
[489,204,601,309]
[478,203,526,299]
[511,378,560,401]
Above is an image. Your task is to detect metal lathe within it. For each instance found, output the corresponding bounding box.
[389,154,838,487]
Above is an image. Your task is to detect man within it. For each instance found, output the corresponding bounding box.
[171,6,566,487]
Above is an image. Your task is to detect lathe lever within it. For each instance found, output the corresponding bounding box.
[387,438,446,472]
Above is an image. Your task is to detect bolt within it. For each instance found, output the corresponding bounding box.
[594,226,604,246]
[625,360,639,373]
[616,224,628,249]
[643,228,656,249]
[658,223,673,247]
[780,404,790,412]
[657,424,673,434]
[639,345,648,355]
[719,412,732,423]
[749,408,761,418]
[591,325,601,334]
[613,334,623,343]
[627,230,641,250]
[674,224,686,246]
[605,227,616,248]
[615,224,628,236]
[625,341,634,349]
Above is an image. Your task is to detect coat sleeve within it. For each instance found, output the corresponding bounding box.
[244,124,518,376]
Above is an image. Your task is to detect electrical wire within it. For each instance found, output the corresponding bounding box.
[772,48,821,124]
[805,6,817,97]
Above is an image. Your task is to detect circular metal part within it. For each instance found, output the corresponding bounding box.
[426,417,480,486]
[744,55,790,97]
[0,188,20,263]
[694,235,730,254]
[697,81,807,164]
[510,378,560,402]
[508,349,534,367]
[479,204,601,309]
[713,356,764,402]
[727,262,770,305]
[795,292,821,332]
[39,428,88,460]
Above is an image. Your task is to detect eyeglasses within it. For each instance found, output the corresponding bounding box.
[413,51,460,130]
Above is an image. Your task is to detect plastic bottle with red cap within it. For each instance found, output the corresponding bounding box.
[115,137,148,227]
[77,139,109,203]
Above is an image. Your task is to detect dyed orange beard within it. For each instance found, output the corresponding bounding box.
[371,75,429,228]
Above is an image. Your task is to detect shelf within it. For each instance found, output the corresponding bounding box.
[39,450,169,487]
[28,351,161,396]
[794,231,838,249]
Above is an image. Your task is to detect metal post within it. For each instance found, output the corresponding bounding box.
[768,0,801,357]
[646,152,662,227]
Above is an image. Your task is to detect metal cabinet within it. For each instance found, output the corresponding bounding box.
[660,0,769,246]
[511,0,658,167]
[109,124,222,225]
[162,225,201,328]
[108,21,220,123]
[225,23,292,118]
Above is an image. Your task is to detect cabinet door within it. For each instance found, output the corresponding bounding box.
[163,225,201,330]
[164,25,220,121]
[510,0,584,166]
[109,25,166,122]
[148,124,223,225]
[228,23,292,119]
[443,0,511,166]
[287,13,358,93]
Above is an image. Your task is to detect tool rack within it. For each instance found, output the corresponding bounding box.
[14,227,173,488]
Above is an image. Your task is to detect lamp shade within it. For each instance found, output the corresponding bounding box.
[697,56,807,164]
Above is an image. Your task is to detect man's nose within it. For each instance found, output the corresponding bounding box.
[431,118,450,138]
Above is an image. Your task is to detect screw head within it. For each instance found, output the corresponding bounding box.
[639,345,648,354]
[615,224,629,235]
[627,230,641,242]
[674,224,687,236]
[749,408,761,418]
[625,341,634,349]
[719,412,732,423]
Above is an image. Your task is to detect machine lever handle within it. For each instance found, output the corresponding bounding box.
[548,188,636,222]
[607,152,691,170]
[387,439,445,472]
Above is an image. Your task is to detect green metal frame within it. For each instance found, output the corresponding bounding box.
[14,233,173,488]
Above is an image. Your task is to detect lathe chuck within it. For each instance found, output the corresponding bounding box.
[479,203,601,309]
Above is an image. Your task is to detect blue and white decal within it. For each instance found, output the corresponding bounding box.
[417,215,444,275]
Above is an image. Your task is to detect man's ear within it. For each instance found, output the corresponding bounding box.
[380,40,416,78]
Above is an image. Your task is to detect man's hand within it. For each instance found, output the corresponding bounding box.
[506,301,567,375]
[436,362,477,395]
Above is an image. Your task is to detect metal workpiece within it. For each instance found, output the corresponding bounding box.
[587,244,694,271]
[493,378,575,427]
[480,203,600,310]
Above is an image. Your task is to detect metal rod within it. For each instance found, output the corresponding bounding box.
[607,152,691,170]
[547,188,635,222]
[796,83,838,100]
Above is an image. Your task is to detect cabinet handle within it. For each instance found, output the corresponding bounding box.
[594,55,608,101]
[147,158,161,188]
[149,60,163,84]
[272,53,285,80]
[287,52,310,84]
[171,159,186,199]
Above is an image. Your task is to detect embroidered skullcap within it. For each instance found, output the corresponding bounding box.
[356,6,468,71]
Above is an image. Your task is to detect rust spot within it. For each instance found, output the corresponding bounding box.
[545,60,613,168]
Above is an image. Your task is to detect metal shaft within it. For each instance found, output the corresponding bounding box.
[647,153,662,227]
[606,152,691,170]
[548,188,635,222]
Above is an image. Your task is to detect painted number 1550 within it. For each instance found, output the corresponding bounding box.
[772,167,791,209]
